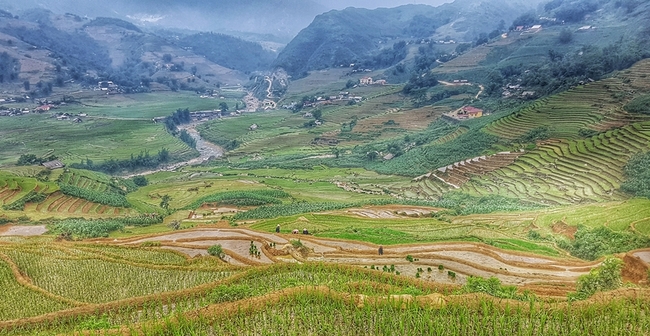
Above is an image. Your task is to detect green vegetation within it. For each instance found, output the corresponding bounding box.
[58,184,130,208]
[51,216,162,238]
[0,260,72,321]
[569,257,623,301]
[561,226,650,261]
[179,33,275,73]
[2,191,47,211]
[625,95,650,114]
[185,190,291,209]
[207,244,225,259]
[622,152,650,198]
[461,276,533,301]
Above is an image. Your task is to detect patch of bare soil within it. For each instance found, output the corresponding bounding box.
[345,205,437,219]
[0,225,47,236]
[552,221,577,240]
[129,230,251,244]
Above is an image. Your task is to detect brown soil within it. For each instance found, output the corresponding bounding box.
[552,221,577,240]
[622,253,649,284]
[81,201,93,214]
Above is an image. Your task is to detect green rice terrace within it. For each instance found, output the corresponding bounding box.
[2,31,650,336]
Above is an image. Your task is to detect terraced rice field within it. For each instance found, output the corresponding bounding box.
[429,126,469,146]
[401,152,525,199]
[25,191,134,216]
[485,78,650,140]
[112,227,599,287]
[463,122,650,205]
[0,170,134,217]
[0,177,54,207]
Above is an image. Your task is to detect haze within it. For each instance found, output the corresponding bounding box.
[320,0,453,9]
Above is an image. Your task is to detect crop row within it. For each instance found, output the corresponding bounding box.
[485,77,649,140]
[4,250,232,304]
[28,192,133,216]
[184,190,291,210]
[462,122,650,205]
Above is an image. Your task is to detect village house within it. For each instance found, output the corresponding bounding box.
[42,160,65,170]
[373,79,387,85]
[457,106,484,119]
[249,124,259,131]
[360,77,373,85]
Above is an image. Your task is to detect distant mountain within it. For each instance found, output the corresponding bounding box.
[274,0,544,77]
[0,9,274,94]
[0,0,328,42]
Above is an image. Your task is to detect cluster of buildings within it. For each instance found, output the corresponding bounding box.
[359,77,387,86]
[95,81,125,94]
[515,25,543,35]
[445,106,484,121]
[502,84,537,99]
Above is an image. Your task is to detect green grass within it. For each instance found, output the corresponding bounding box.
[59,91,245,119]
[0,114,197,166]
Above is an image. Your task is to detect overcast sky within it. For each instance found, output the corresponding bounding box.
[317,0,453,9]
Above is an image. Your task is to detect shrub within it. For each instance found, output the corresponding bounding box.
[208,244,225,259]
[624,95,650,114]
[568,257,622,300]
[566,226,650,260]
[131,176,148,187]
[462,276,534,301]
[621,152,650,198]
[406,255,414,262]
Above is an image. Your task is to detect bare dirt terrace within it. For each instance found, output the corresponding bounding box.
[102,227,617,290]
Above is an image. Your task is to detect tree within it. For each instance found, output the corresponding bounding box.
[313,110,323,120]
[219,102,229,112]
[168,220,181,230]
[23,80,30,91]
[162,54,173,63]
[160,195,171,210]
[132,176,148,187]
[208,244,225,259]
[559,29,573,44]
[191,66,198,76]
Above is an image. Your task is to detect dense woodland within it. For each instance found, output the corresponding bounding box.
[0,52,19,83]
[179,33,276,73]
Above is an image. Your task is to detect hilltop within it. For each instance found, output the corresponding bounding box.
[274,0,545,77]
[0,0,328,42]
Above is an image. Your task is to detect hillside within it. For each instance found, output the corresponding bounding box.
[274,0,544,77]
[0,9,274,95]
[0,0,328,42]
[2,0,650,334]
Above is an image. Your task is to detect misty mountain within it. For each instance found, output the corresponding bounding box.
[274,0,544,77]
[0,9,276,94]
[0,0,328,42]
